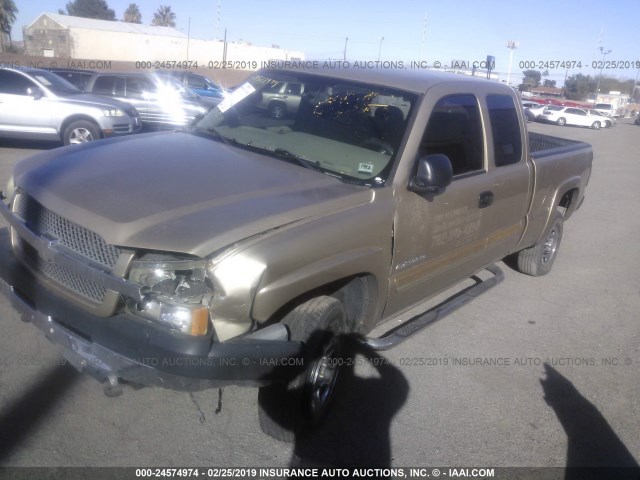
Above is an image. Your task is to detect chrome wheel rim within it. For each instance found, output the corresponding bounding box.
[69,128,94,144]
[271,105,284,119]
[308,337,340,417]
[542,226,559,264]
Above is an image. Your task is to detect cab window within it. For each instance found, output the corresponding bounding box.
[420,94,484,176]
[487,94,522,166]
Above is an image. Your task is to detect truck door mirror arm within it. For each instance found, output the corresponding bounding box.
[408,154,453,194]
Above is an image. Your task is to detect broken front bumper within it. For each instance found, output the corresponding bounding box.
[0,243,303,391]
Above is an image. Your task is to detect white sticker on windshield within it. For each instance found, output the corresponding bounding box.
[216,82,256,113]
[358,162,374,174]
[34,76,53,86]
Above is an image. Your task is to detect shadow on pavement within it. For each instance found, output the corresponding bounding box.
[0,363,78,463]
[259,333,409,468]
[540,363,639,480]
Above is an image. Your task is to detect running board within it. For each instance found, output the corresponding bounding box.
[362,264,504,351]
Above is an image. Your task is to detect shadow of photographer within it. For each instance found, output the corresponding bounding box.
[540,363,639,480]
[258,332,409,468]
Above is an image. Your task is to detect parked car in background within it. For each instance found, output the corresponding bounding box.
[255,80,305,119]
[0,67,141,145]
[159,71,225,108]
[527,104,560,121]
[541,107,604,129]
[521,101,540,122]
[592,103,616,118]
[47,68,95,91]
[588,109,615,127]
[84,72,209,129]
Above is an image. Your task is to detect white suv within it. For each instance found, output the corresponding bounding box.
[0,67,141,145]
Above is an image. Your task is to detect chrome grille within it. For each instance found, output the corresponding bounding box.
[34,245,107,303]
[14,193,121,269]
[13,193,121,305]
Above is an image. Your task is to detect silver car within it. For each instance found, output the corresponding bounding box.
[84,72,209,128]
[0,67,141,145]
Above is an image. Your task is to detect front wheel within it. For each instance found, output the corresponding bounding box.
[556,117,566,126]
[514,211,563,276]
[63,120,100,145]
[258,296,347,442]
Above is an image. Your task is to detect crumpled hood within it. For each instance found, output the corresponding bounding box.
[13,131,373,257]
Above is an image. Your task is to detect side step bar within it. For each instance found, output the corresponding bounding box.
[362,264,504,351]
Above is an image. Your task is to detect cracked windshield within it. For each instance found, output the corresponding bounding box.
[193,71,417,185]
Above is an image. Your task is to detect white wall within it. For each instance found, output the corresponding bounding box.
[69,29,303,69]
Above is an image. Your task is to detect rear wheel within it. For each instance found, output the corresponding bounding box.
[515,211,563,276]
[258,296,347,442]
[556,117,566,126]
[591,121,601,130]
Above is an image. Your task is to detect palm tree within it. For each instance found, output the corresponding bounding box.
[0,0,18,51]
[123,3,142,23]
[152,5,175,28]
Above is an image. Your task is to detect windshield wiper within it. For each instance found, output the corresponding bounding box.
[192,126,235,146]
[272,148,323,172]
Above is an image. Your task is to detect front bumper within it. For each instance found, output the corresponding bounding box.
[0,235,303,390]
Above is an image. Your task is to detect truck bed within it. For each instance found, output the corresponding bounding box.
[529,131,591,158]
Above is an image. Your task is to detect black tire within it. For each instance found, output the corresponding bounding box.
[556,117,566,126]
[63,120,100,145]
[258,296,347,442]
[515,211,563,276]
[268,102,286,120]
[591,121,600,130]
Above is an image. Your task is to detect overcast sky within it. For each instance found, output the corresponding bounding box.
[10,0,640,81]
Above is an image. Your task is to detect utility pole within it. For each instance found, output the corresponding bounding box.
[343,37,348,61]
[594,46,612,101]
[378,37,384,62]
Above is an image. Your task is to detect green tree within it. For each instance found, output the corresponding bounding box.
[63,0,116,20]
[123,3,142,23]
[521,70,541,90]
[152,5,176,27]
[543,79,557,88]
[564,74,596,101]
[0,0,18,51]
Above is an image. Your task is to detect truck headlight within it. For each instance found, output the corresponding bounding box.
[103,108,125,117]
[127,256,213,336]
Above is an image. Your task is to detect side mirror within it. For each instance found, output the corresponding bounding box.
[408,154,453,194]
[27,87,44,100]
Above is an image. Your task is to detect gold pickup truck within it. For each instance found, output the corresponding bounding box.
[0,67,592,440]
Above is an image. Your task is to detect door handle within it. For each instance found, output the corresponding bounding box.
[478,191,494,208]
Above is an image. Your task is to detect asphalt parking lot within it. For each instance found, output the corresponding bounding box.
[0,119,638,471]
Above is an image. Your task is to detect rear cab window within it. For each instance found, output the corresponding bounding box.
[486,94,522,167]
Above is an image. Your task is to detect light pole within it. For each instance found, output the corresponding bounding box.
[506,40,519,86]
[343,37,348,61]
[378,37,384,62]
[594,46,612,102]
